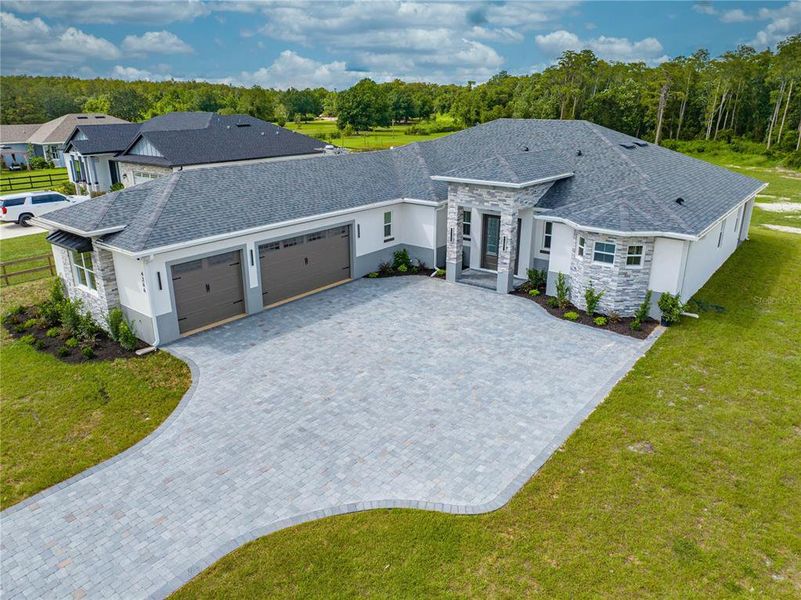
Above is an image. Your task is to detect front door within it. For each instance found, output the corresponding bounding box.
[481,214,500,270]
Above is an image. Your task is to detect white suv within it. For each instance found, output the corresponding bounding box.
[0,191,80,227]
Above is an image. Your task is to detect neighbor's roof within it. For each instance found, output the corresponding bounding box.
[27,114,129,145]
[0,123,42,144]
[114,112,325,167]
[64,123,141,155]
[41,119,764,253]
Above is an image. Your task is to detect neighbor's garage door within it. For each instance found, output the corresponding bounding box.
[259,225,351,307]
[171,250,245,334]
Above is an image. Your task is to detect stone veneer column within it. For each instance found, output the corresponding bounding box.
[496,208,519,293]
[445,199,464,283]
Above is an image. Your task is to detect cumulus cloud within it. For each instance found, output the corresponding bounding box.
[3,0,214,24]
[719,9,752,23]
[752,1,801,47]
[111,65,176,81]
[122,31,193,55]
[0,11,119,73]
[231,50,353,89]
[535,29,668,65]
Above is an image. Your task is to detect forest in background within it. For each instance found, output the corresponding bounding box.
[1,33,799,154]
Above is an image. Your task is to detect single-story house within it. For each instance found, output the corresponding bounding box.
[0,123,41,169]
[26,114,129,168]
[63,112,329,193]
[36,119,764,346]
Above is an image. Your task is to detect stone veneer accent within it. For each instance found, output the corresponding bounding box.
[118,161,172,188]
[54,245,120,324]
[567,230,654,316]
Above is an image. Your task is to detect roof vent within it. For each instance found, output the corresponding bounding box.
[235,123,251,128]
[619,143,636,149]
[576,149,582,156]
[634,141,648,147]
[675,197,685,206]
[261,131,265,136]
[521,145,529,152]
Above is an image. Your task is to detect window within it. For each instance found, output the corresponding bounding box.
[577,236,585,257]
[71,251,96,290]
[282,235,303,248]
[306,230,325,242]
[717,219,726,248]
[542,221,553,253]
[626,245,643,266]
[32,194,64,205]
[593,241,616,264]
[0,198,25,208]
[463,210,471,239]
[384,210,393,241]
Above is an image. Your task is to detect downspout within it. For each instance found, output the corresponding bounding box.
[143,256,161,348]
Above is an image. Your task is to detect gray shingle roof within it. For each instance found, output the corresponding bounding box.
[27,114,129,145]
[65,124,141,154]
[42,119,764,253]
[433,150,574,185]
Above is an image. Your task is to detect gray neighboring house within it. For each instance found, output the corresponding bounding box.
[63,112,329,192]
[36,119,764,345]
[26,114,129,167]
[0,123,40,169]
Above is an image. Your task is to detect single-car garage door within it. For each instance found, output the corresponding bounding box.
[259,225,351,307]
[171,250,245,334]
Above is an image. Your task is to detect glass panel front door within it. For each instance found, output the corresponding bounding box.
[481,214,500,270]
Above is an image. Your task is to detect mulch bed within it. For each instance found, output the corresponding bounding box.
[511,284,658,339]
[368,267,437,278]
[3,307,143,363]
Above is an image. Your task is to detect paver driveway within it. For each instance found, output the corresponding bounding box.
[1,277,655,599]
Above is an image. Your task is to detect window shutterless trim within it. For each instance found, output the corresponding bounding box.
[592,241,616,265]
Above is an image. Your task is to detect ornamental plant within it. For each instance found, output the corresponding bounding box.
[555,272,571,310]
[563,311,579,321]
[658,291,684,325]
[584,284,605,316]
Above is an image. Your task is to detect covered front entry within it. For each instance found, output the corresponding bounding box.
[481,214,522,274]
[171,250,245,334]
[259,224,351,307]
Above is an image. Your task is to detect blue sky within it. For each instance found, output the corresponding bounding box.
[1,1,799,89]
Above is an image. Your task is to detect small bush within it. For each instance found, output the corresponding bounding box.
[53,181,77,195]
[14,324,27,333]
[584,284,605,316]
[22,318,37,330]
[594,316,608,326]
[658,291,684,325]
[57,346,71,357]
[528,289,540,296]
[435,268,446,277]
[631,289,653,331]
[19,334,36,345]
[106,307,124,342]
[563,311,580,321]
[367,272,379,278]
[526,268,547,289]
[608,311,622,323]
[65,337,79,349]
[46,327,60,338]
[555,272,571,309]
[34,339,46,351]
[81,346,95,359]
[377,261,394,276]
[29,156,49,170]
[110,182,125,192]
[392,248,412,270]
[117,320,138,352]
[2,305,25,324]
[397,264,408,273]
[415,258,427,271]
[546,297,559,308]
[59,299,83,336]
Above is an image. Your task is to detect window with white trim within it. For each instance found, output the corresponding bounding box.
[383,210,393,241]
[542,221,553,253]
[463,210,471,239]
[626,245,643,266]
[71,251,96,290]
[577,236,585,257]
[717,219,726,248]
[593,241,616,264]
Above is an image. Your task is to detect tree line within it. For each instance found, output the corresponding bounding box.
[2,33,799,151]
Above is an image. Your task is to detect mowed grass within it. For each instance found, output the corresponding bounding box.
[0,278,191,508]
[0,167,69,192]
[285,117,458,151]
[0,232,52,287]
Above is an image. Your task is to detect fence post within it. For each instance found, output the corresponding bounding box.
[1,264,7,286]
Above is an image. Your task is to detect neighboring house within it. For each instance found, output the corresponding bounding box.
[37,119,764,346]
[63,112,328,193]
[0,123,40,169]
[26,114,128,168]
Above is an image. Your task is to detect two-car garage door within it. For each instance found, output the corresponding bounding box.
[171,225,351,335]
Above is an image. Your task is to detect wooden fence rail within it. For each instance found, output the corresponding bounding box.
[0,253,55,286]
[0,172,69,192]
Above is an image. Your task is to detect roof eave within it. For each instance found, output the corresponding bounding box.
[33,216,126,238]
[430,172,573,189]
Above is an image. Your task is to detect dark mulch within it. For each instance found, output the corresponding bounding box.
[367,267,437,279]
[511,285,658,339]
[3,307,143,363]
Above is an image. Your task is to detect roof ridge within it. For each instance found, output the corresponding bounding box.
[582,121,655,190]
[133,173,183,251]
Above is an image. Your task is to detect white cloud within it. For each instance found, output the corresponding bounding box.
[111,65,171,81]
[752,1,801,47]
[719,9,752,23]
[692,3,718,16]
[0,11,119,73]
[535,29,668,65]
[122,31,193,55]
[3,0,213,24]
[231,50,353,89]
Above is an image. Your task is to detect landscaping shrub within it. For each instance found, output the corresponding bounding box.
[109,182,125,192]
[546,297,559,309]
[46,327,60,338]
[28,156,49,170]
[106,307,124,342]
[555,272,571,309]
[528,289,540,296]
[117,320,138,352]
[65,337,79,349]
[397,264,408,273]
[34,339,46,351]
[631,289,653,331]
[367,272,379,278]
[81,346,95,359]
[608,311,622,323]
[415,258,427,271]
[658,291,684,325]
[377,261,394,276]
[22,318,37,330]
[2,305,25,324]
[57,346,70,357]
[435,268,445,277]
[19,334,35,345]
[527,268,547,289]
[584,284,605,316]
[53,181,77,195]
[563,311,579,321]
[392,248,412,270]
[59,298,84,335]
[594,316,608,326]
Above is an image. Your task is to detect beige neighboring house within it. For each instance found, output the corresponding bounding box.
[23,114,128,168]
[0,123,41,169]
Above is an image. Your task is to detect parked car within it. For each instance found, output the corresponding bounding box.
[0,191,86,226]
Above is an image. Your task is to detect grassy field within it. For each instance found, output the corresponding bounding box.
[285,116,459,151]
[173,153,801,597]
[0,167,69,192]
[0,232,52,287]
[0,278,191,508]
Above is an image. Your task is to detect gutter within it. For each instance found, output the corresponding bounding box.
[430,172,574,189]
[31,217,125,238]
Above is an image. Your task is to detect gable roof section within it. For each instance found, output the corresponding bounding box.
[40,118,765,253]
[431,150,574,188]
[64,123,141,154]
[28,114,129,145]
[0,123,42,144]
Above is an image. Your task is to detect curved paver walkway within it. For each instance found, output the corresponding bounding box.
[1,277,656,599]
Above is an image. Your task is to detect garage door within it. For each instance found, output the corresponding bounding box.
[171,250,245,334]
[259,225,351,307]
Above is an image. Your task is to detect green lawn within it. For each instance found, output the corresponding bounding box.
[173,156,801,597]
[0,167,69,192]
[0,278,191,508]
[0,232,52,287]
[285,116,459,151]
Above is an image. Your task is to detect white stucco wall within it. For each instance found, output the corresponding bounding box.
[647,237,686,295]
[112,252,149,315]
[547,222,574,274]
[681,207,743,300]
